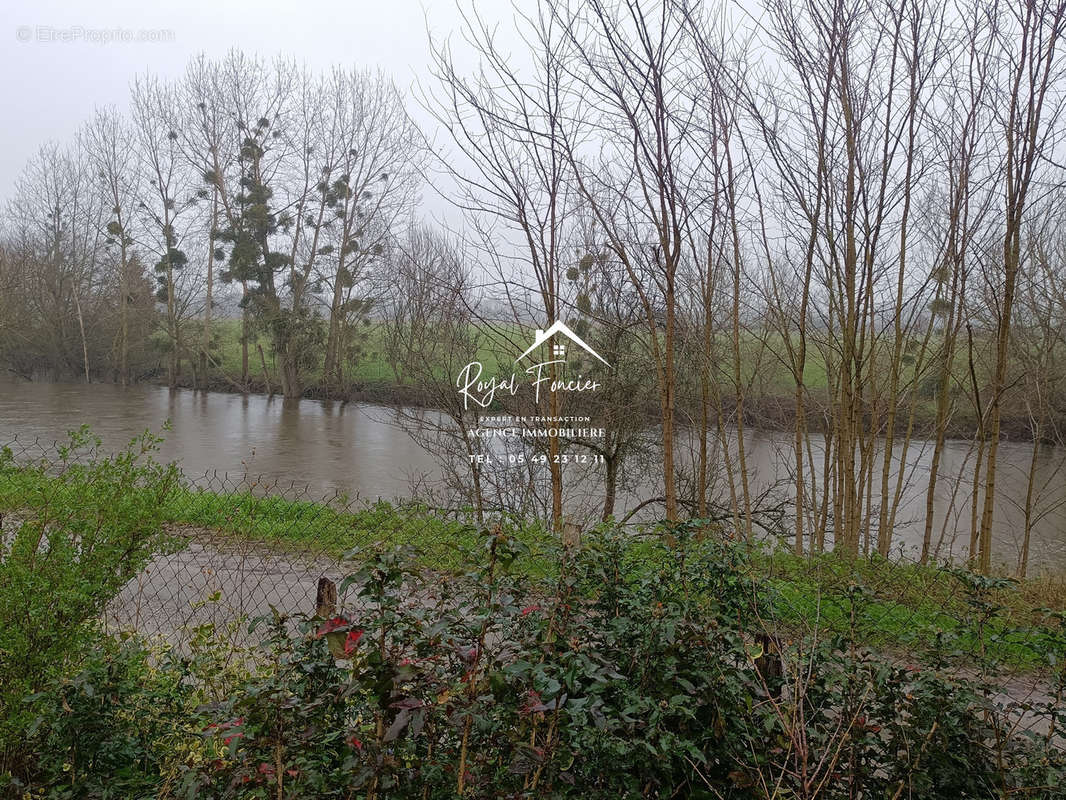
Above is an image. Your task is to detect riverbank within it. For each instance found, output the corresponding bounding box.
[171,317,1061,443]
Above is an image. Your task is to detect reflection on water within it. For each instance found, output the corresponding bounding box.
[0,381,434,501]
[689,428,1066,573]
[1,380,1063,572]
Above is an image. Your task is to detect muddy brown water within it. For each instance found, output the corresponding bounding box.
[2,379,1065,572]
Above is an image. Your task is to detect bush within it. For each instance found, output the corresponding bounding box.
[15,637,188,799]
[0,427,180,773]
[6,522,1066,798]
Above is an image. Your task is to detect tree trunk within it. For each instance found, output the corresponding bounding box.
[978,233,1021,573]
[240,282,250,388]
[73,289,90,384]
[662,280,678,523]
[1018,421,1039,578]
[200,191,217,389]
[324,269,344,386]
[119,246,129,386]
[603,454,618,522]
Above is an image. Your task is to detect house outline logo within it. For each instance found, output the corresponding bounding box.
[514,320,610,368]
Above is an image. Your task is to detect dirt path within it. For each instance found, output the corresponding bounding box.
[106,526,352,642]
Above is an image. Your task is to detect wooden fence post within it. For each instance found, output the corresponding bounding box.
[315,576,337,618]
[562,518,581,550]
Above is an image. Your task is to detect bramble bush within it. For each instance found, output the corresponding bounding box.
[6,522,1066,798]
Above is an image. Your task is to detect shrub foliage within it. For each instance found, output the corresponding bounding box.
[5,522,1065,798]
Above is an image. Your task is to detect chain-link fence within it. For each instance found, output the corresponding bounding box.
[1,432,1063,749]
[0,432,495,644]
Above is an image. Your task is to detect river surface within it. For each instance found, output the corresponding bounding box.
[2,380,1064,573]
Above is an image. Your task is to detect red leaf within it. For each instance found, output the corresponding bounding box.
[343,629,364,655]
[316,616,350,637]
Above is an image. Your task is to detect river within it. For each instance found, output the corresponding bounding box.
[1,379,1064,573]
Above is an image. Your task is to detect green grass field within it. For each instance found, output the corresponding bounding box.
[202,317,1004,434]
[207,317,519,388]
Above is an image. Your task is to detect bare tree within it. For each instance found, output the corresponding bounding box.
[382,225,490,517]
[83,108,141,386]
[975,0,1066,573]
[317,68,423,389]
[549,0,702,523]
[131,74,199,389]
[428,2,580,529]
[6,143,104,382]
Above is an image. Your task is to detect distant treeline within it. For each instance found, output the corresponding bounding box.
[0,53,422,394]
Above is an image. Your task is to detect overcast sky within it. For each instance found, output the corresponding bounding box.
[0,0,525,204]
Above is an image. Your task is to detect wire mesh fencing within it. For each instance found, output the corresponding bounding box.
[1,432,1063,749]
[0,432,494,647]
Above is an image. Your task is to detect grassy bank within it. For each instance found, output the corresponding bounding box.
[0,459,556,574]
[2,457,1063,673]
[206,318,514,389]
